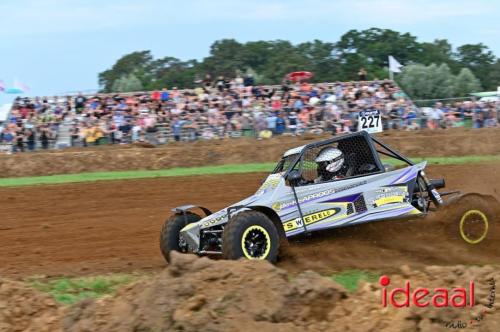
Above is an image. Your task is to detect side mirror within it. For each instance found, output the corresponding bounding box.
[286,169,302,186]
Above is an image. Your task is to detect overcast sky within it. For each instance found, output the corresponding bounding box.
[0,0,498,104]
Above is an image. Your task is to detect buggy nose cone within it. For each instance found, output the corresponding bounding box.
[180,223,201,253]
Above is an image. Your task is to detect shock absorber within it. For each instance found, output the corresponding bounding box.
[420,171,444,207]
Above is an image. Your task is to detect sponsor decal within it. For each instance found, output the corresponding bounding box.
[277,180,368,211]
[255,177,281,196]
[371,187,408,207]
[374,195,405,207]
[272,202,282,212]
[432,188,444,204]
[283,208,340,232]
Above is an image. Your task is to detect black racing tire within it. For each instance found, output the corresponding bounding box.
[160,212,201,263]
[222,210,279,263]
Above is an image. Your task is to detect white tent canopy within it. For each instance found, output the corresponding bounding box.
[0,103,12,123]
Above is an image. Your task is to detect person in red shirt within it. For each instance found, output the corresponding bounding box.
[151,90,161,101]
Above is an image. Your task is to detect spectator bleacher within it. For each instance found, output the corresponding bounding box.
[0,79,498,153]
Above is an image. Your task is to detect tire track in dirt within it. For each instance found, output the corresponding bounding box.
[0,163,499,278]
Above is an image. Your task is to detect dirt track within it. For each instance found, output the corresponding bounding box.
[1,163,499,279]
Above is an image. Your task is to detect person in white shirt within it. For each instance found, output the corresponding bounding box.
[430,102,444,129]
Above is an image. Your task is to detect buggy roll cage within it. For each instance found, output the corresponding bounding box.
[278,131,418,235]
[282,131,415,180]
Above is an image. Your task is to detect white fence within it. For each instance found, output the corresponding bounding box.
[0,143,12,154]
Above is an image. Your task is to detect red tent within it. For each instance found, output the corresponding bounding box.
[285,71,314,82]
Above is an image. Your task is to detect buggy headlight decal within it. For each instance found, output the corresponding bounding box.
[371,186,409,207]
[283,208,342,232]
[374,195,405,207]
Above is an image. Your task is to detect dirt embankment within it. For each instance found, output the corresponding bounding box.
[1,253,499,332]
[1,128,499,178]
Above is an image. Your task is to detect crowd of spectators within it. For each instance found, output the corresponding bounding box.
[0,98,60,153]
[0,78,498,153]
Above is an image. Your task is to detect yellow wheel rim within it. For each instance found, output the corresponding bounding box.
[241,225,271,259]
[459,210,489,244]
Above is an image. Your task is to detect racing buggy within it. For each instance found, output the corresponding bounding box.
[160,131,494,263]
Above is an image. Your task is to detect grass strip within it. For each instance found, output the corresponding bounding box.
[331,270,379,293]
[28,274,138,305]
[1,155,499,187]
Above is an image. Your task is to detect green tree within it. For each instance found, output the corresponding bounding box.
[397,63,484,99]
[202,39,245,77]
[98,30,499,93]
[419,39,459,72]
[455,43,496,89]
[487,59,500,91]
[334,28,422,79]
[99,51,153,92]
[111,73,144,92]
[258,40,310,83]
[431,63,455,98]
[397,64,434,100]
[454,68,481,96]
[151,57,199,90]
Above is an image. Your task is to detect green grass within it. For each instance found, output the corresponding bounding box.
[0,163,276,187]
[1,155,499,187]
[28,274,138,305]
[382,155,500,166]
[331,270,379,293]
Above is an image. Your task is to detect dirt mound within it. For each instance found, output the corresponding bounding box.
[62,252,347,332]
[331,264,500,331]
[0,279,61,332]
[3,254,498,332]
[1,128,500,178]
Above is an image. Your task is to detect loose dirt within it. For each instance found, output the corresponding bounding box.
[0,163,498,279]
[1,253,499,332]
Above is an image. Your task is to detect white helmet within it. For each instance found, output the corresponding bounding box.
[315,147,344,173]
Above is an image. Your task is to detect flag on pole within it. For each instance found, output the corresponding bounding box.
[19,82,30,92]
[388,55,403,73]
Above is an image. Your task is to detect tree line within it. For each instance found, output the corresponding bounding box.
[99,28,500,100]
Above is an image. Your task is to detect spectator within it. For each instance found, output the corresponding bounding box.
[74,93,87,114]
[26,128,36,151]
[429,102,444,129]
[265,112,277,134]
[358,68,367,81]
[160,88,169,102]
[4,79,496,155]
[39,126,51,149]
[171,117,183,142]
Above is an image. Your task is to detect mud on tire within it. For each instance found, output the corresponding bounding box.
[160,212,201,263]
[222,211,280,262]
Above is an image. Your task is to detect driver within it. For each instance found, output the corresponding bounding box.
[314,147,345,183]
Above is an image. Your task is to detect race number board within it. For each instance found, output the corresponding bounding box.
[358,109,383,134]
